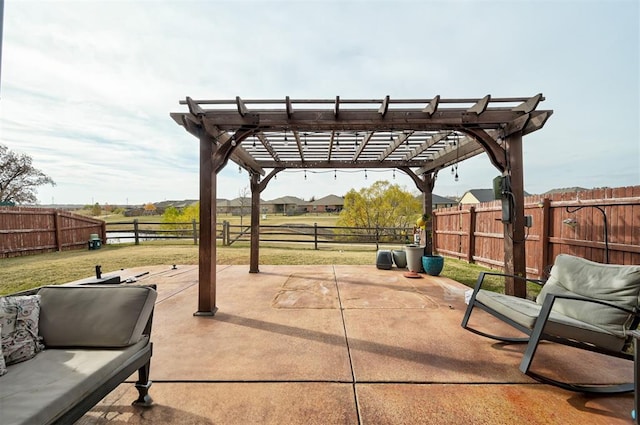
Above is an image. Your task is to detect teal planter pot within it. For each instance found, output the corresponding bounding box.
[422,255,444,276]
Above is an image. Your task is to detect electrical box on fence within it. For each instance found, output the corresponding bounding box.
[524,215,533,228]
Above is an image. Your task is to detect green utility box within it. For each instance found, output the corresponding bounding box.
[88,234,102,250]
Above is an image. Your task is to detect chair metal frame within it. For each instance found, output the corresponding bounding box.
[462,271,639,394]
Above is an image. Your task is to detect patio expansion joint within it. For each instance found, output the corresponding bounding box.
[155,280,198,304]
[349,381,551,386]
[134,379,356,384]
[333,265,363,425]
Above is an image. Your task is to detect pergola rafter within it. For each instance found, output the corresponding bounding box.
[171,94,553,315]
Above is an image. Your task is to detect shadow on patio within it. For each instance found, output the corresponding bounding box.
[77,264,633,424]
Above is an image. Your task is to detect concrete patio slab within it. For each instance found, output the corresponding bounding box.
[356,383,632,424]
[77,264,634,424]
[78,382,358,425]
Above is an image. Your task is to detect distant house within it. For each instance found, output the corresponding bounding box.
[543,187,589,195]
[216,199,230,214]
[227,197,264,216]
[432,194,457,209]
[459,189,497,205]
[263,196,306,215]
[154,199,198,210]
[414,194,458,209]
[459,188,531,205]
[306,194,344,213]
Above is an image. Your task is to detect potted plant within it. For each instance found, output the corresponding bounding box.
[417,213,445,276]
[422,254,444,276]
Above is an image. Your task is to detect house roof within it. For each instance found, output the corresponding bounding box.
[432,194,456,205]
[543,187,589,195]
[227,197,259,207]
[461,188,533,204]
[264,196,306,205]
[465,189,497,203]
[309,194,344,206]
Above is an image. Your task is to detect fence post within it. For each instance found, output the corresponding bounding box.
[223,221,229,246]
[192,219,198,245]
[432,212,438,253]
[101,220,107,245]
[314,223,318,250]
[467,206,476,263]
[54,211,63,252]
[133,219,140,245]
[540,198,551,278]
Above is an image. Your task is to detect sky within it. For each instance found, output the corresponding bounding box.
[0,0,638,206]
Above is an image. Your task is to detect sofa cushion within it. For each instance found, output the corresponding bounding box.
[0,324,6,376]
[38,285,157,348]
[0,337,150,425]
[536,254,640,337]
[0,295,44,365]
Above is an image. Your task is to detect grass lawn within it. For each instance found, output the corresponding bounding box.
[0,240,536,297]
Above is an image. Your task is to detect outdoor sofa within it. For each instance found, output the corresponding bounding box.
[0,284,157,425]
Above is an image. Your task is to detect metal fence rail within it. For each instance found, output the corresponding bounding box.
[105,220,413,250]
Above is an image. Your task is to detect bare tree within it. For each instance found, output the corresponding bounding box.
[0,144,55,204]
[238,186,249,227]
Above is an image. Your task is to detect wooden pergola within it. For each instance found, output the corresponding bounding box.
[170,95,553,315]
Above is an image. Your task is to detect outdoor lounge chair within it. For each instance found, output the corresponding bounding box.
[461,253,640,394]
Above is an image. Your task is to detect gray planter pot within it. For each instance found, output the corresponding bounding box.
[392,250,407,268]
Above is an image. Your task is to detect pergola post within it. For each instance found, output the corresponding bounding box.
[195,134,218,316]
[422,172,435,256]
[249,172,260,273]
[247,168,282,274]
[503,131,527,298]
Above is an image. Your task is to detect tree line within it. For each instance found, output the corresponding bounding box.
[161,180,422,231]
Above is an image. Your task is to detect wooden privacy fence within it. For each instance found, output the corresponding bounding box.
[433,185,640,278]
[0,207,106,258]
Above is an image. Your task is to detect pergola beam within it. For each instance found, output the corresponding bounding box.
[180,96,541,106]
[378,95,390,116]
[254,159,434,169]
[174,109,536,132]
[422,95,440,116]
[404,131,450,161]
[512,93,543,113]
[378,131,412,161]
[467,95,491,115]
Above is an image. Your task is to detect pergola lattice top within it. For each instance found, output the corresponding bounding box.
[170,93,553,314]
[170,94,552,177]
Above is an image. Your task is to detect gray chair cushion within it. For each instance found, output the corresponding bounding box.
[477,289,625,351]
[38,285,157,348]
[0,338,149,425]
[536,254,640,337]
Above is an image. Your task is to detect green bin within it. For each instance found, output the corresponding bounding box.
[88,234,102,250]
